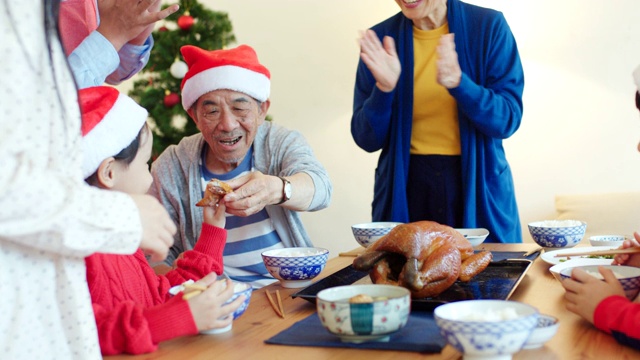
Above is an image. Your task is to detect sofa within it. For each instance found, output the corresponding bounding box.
[551,192,640,244]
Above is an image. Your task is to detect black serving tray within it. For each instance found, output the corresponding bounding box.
[292,256,533,312]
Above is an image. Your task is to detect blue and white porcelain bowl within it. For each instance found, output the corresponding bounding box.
[351,222,403,247]
[528,220,587,249]
[261,247,329,288]
[559,265,640,300]
[316,284,411,343]
[200,280,253,335]
[434,300,539,360]
[589,235,626,247]
[523,314,559,349]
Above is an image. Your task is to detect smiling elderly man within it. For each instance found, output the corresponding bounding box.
[149,44,332,288]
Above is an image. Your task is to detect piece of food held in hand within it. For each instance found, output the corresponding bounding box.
[352,221,492,298]
[196,179,233,207]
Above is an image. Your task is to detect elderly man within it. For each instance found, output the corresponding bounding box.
[150,44,332,288]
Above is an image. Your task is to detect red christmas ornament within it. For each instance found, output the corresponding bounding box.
[163,92,180,108]
[177,15,194,30]
[158,26,169,32]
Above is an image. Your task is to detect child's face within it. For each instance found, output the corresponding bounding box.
[111,129,153,195]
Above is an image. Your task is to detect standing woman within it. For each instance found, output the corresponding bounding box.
[351,0,524,243]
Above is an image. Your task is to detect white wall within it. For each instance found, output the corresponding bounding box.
[154,0,640,257]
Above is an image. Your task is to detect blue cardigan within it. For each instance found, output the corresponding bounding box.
[351,0,524,243]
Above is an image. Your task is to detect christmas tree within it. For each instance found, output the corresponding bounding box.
[128,0,235,159]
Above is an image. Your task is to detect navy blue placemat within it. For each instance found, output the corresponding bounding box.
[265,311,446,353]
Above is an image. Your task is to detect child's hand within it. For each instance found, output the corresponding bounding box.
[187,274,244,332]
[203,202,226,228]
[561,266,626,324]
[613,232,640,266]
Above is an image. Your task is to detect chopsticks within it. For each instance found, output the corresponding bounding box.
[182,283,207,300]
[553,247,640,258]
[265,290,285,319]
[522,246,543,257]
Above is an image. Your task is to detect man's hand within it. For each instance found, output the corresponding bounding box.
[222,172,276,217]
[130,193,176,262]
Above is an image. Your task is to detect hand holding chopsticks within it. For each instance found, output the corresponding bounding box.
[266,290,286,318]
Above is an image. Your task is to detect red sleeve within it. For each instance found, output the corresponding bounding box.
[594,295,640,350]
[94,294,197,355]
[165,224,226,285]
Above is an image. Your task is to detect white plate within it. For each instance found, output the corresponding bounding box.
[455,228,490,247]
[541,246,618,265]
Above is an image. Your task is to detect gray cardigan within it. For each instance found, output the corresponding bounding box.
[149,121,333,265]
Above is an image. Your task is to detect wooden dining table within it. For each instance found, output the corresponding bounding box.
[106,243,640,359]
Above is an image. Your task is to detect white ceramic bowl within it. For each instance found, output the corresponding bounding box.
[456,228,490,247]
[351,222,403,247]
[559,265,640,300]
[528,220,587,249]
[434,300,539,360]
[316,284,411,343]
[200,281,253,334]
[523,314,559,349]
[261,247,329,288]
[589,235,626,247]
[549,257,612,282]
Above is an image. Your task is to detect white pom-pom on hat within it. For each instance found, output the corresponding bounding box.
[179,44,271,110]
[79,86,148,179]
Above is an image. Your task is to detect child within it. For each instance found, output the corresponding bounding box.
[79,86,244,355]
[561,65,640,350]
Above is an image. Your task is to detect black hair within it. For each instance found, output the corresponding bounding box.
[84,124,149,185]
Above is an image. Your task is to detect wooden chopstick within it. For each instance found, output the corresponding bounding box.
[553,247,640,258]
[522,246,543,257]
[276,290,285,318]
[265,291,284,318]
[181,283,207,300]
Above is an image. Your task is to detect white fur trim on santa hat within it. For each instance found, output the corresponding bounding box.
[181,65,270,110]
[81,94,148,178]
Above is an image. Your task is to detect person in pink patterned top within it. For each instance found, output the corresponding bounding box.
[79,86,244,355]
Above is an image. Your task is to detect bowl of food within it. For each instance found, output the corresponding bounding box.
[170,279,253,334]
[549,257,613,282]
[261,247,329,288]
[434,300,539,360]
[559,265,640,300]
[200,280,253,334]
[456,228,490,247]
[351,222,403,247]
[528,220,587,249]
[589,235,626,247]
[522,314,559,349]
[316,284,410,343]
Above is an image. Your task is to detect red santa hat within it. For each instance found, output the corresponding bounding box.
[180,44,271,110]
[79,86,148,178]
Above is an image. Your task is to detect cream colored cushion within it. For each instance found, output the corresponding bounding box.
[555,192,640,238]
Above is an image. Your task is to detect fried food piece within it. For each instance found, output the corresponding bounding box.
[349,294,374,303]
[196,179,233,207]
